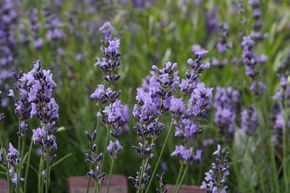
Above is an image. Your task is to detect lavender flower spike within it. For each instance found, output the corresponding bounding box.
[201,145,229,193]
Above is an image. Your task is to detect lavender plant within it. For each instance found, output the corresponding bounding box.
[131,61,179,193]
[29,9,44,50]
[241,36,266,96]
[170,45,212,193]
[214,87,240,136]
[201,145,229,193]
[0,0,18,107]
[249,0,267,40]
[88,21,129,193]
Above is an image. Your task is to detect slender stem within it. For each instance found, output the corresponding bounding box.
[24,139,33,193]
[38,157,44,193]
[173,163,184,193]
[144,119,174,193]
[16,124,22,193]
[101,128,110,170]
[5,164,11,193]
[282,103,289,193]
[86,175,92,193]
[106,158,115,193]
[94,181,100,193]
[45,154,50,193]
[175,165,188,193]
[270,136,280,193]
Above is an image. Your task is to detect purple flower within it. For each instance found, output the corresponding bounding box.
[7,143,18,163]
[171,145,192,161]
[107,139,123,158]
[90,84,106,103]
[170,97,186,115]
[105,39,120,54]
[102,99,129,133]
[214,87,240,134]
[33,128,46,143]
[174,118,198,139]
[241,106,258,135]
[216,22,230,54]
[187,83,213,117]
[99,21,114,40]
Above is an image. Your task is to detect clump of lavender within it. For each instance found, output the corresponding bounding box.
[44,6,65,57]
[156,172,167,193]
[241,106,258,136]
[205,7,218,36]
[214,87,240,135]
[0,143,24,189]
[169,45,212,193]
[122,0,156,9]
[241,36,266,95]
[216,22,230,54]
[85,130,105,185]
[20,60,59,193]
[272,73,290,148]
[131,61,179,193]
[201,145,230,193]
[9,72,32,136]
[89,21,129,193]
[29,9,44,50]
[249,0,267,40]
[0,0,18,107]
[0,142,24,193]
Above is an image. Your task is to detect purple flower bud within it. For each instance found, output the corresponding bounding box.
[241,106,258,135]
[171,145,192,161]
[107,139,123,158]
[169,97,186,115]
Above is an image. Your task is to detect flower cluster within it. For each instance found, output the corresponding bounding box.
[19,60,59,158]
[44,6,65,57]
[216,22,230,54]
[249,0,266,40]
[241,36,266,95]
[171,45,212,163]
[214,87,240,134]
[0,144,24,185]
[85,130,105,183]
[130,61,178,190]
[272,73,290,147]
[0,0,18,107]
[241,106,258,136]
[201,145,229,193]
[44,7,65,42]
[92,21,129,139]
[205,7,218,36]
[29,9,44,50]
[89,21,128,188]
[9,72,32,136]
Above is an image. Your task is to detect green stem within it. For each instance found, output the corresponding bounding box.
[144,119,174,193]
[100,128,110,170]
[38,157,44,193]
[173,163,184,193]
[5,164,11,193]
[270,137,280,193]
[94,181,100,193]
[86,174,92,193]
[45,154,50,193]
[24,139,33,193]
[16,126,22,193]
[106,158,115,193]
[175,165,188,193]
